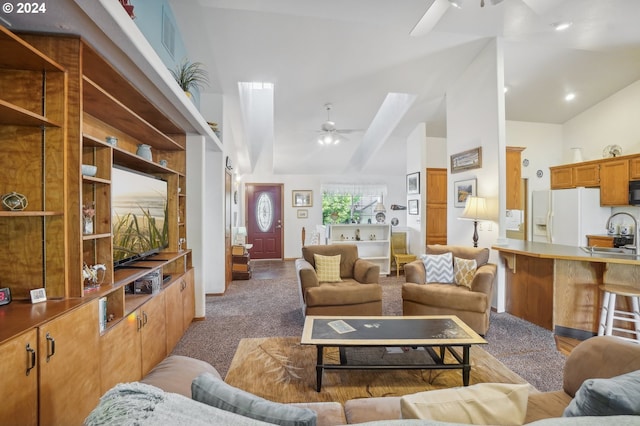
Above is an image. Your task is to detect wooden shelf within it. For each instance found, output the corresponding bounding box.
[0,99,61,127]
[82,233,112,241]
[82,175,111,185]
[83,77,183,151]
[0,210,63,217]
[0,26,64,72]
[112,145,177,174]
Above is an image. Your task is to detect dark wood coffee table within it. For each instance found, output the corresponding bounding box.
[301,315,487,391]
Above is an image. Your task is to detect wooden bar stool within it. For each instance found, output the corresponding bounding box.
[597,284,640,343]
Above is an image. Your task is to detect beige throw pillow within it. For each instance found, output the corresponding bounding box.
[454,257,477,289]
[400,382,529,425]
[314,254,342,282]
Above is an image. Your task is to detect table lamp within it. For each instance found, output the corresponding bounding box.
[459,196,490,247]
[234,226,247,245]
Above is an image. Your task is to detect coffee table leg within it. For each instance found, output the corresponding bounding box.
[339,347,347,364]
[316,345,324,392]
[462,345,470,386]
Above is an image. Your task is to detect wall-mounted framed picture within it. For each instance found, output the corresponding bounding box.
[454,178,477,208]
[297,209,308,219]
[406,172,420,195]
[450,147,482,173]
[408,199,419,215]
[292,190,313,207]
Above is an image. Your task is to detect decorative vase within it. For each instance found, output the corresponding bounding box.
[136,144,152,161]
[83,216,94,235]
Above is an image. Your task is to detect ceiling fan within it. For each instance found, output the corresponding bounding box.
[316,103,359,145]
[411,0,551,36]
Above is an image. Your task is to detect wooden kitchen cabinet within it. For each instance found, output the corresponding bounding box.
[0,329,38,426]
[629,156,640,180]
[506,147,525,209]
[600,158,629,206]
[550,165,574,189]
[38,301,101,426]
[573,162,600,187]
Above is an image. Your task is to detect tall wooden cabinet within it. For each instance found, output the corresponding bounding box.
[0,27,197,425]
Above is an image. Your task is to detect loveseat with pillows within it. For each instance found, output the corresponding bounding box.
[85,336,640,425]
[403,245,496,335]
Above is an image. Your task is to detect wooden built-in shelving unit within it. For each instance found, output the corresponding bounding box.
[0,26,195,425]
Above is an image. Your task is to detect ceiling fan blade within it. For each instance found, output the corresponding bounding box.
[410,0,450,37]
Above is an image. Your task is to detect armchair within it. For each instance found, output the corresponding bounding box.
[295,244,383,316]
[402,245,496,335]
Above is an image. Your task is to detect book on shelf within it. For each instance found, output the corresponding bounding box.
[99,297,107,332]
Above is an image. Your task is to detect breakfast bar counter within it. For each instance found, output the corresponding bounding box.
[492,239,640,340]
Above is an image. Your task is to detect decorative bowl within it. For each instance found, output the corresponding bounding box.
[82,164,97,177]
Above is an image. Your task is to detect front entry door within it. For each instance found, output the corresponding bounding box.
[246,184,283,259]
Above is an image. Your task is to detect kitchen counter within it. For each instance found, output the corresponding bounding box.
[492,239,640,265]
[492,239,640,340]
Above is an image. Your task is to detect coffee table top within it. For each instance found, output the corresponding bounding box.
[301,315,487,346]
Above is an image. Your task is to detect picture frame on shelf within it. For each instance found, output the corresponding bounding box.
[292,190,313,207]
[297,209,308,219]
[406,172,420,195]
[451,147,482,173]
[454,178,477,208]
[408,199,419,215]
[30,288,47,304]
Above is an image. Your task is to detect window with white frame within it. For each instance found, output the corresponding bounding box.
[321,184,387,225]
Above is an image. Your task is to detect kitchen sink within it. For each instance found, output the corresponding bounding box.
[580,246,638,257]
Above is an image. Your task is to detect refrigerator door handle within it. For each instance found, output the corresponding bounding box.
[546,209,553,243]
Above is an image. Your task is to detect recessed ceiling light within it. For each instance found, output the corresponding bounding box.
[553,21,573,31]
[565,93,576,101]
[503,86,509,94]
[449,0,463,9]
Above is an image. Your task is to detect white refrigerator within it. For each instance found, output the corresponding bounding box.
[531,188,611,246]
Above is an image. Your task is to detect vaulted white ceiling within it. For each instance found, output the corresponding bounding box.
[167,0,640,176]
[6,0,640,177]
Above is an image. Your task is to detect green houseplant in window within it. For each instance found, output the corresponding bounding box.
[170,58,210,98]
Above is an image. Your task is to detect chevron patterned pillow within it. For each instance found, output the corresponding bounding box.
[421,252,454,283]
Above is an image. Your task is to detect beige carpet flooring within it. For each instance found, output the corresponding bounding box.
[224,336,533,405]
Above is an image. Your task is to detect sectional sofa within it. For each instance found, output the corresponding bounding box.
[85,336,640,425]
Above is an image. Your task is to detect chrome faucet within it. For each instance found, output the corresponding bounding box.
[605,212,639,254]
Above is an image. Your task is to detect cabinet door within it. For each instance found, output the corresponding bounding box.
[39,302,101,426]
[165,277,184,353]
[550,166,574,189]
[0,329,38,426]
[182,268,196,328]
[140,292,167,376]
[600,159,629,206]
[629,156,640,180]
[573,163,600,187]
[100,312,142,393]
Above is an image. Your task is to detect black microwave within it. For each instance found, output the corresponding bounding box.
[630,180,640,205]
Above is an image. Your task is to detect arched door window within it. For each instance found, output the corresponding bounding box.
[256,192,274,232]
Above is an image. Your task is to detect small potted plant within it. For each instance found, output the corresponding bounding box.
[170,59,210,98]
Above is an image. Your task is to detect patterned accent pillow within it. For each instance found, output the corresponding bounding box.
[454,257,477,289]
[314,254,342,282]
[421,252,454,283]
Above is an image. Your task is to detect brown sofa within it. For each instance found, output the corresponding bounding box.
[295,244,382,316]
[92,336,640,425]
[402,245,496,335]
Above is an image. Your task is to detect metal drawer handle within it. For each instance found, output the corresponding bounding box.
[45,332,55,362]
[26,343,36,376]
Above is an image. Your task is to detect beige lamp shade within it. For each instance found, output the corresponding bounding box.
[460,196,490,221]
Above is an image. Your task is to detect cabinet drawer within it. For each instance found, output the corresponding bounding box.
[232,263,251,272]
[232,255,250,264]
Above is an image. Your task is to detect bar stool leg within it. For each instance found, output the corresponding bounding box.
[632,296,640,342]
[605,292,617,337]
[598,290,611,336]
